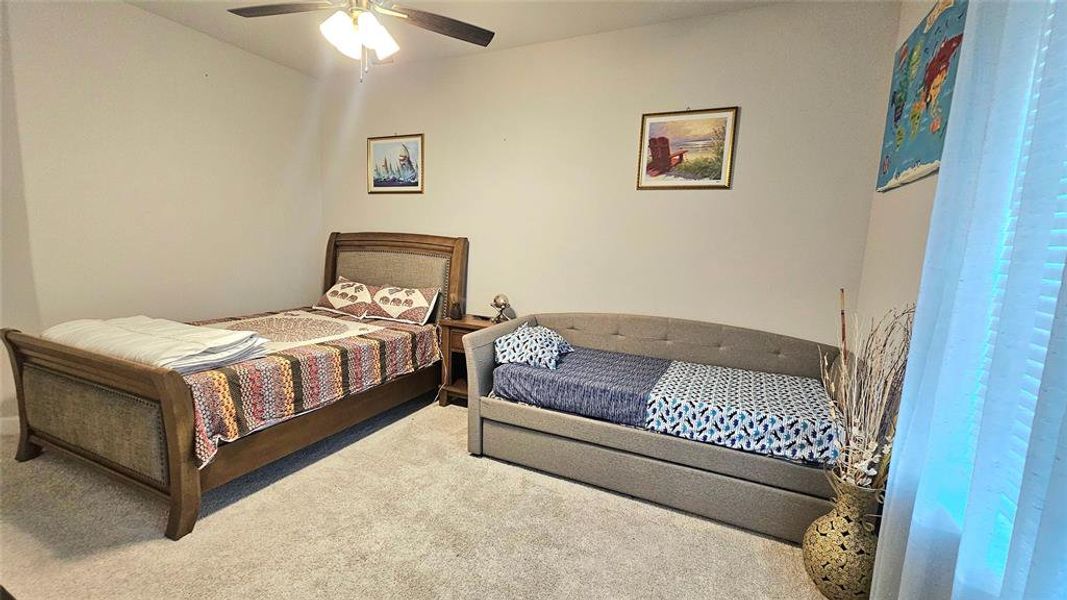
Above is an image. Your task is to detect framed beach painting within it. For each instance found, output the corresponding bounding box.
[368,134,424,193]
[637,107,738,190]
[876,0,967,192]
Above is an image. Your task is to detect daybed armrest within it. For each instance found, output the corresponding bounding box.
[464,315,536,454]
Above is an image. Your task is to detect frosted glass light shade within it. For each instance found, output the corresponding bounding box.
[357,11,399,60]
[320,11,363,60]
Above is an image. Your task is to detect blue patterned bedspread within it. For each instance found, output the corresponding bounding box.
[492,348,670,427]
[493,348,839,465]
[645,361,839,465]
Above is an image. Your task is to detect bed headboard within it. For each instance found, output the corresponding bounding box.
[322,232,469,322]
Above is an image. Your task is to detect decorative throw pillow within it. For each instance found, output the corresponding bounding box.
[494,324,574,369]
[363,284,441,325]
[544,326,575,354]
[315,276,374,317]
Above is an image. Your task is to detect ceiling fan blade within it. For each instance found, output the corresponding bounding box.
[228,2,335,18]
[383,5,495,47]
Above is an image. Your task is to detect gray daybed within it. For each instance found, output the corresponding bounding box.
[464,313,838,544]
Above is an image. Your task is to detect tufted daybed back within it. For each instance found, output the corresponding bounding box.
[533,313,836,380]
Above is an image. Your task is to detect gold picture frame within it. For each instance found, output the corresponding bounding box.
[368,133,424,194]
[636,107,738,190]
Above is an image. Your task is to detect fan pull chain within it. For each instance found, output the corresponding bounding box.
[360,44,367,83]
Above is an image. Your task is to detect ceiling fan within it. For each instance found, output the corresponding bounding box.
[229,0,494,77]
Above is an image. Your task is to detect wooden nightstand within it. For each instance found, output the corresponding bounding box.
[438,315,496,406]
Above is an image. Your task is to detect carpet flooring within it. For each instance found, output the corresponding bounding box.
[0,398,823,599]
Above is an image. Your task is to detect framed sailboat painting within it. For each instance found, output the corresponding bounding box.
[368,134,424,193]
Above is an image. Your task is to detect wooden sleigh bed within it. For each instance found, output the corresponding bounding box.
[1,232,468,540]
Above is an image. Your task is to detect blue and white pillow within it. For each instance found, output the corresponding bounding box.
[494,324,574,369]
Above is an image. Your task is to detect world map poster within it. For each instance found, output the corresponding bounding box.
[876,0,967,192]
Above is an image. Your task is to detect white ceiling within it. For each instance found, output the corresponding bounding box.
[130,0,765,76]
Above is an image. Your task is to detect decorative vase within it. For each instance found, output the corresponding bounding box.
[802,475,881,600]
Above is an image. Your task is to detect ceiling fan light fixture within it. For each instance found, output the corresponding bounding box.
[319,10,363,60]
[357,10,400,60]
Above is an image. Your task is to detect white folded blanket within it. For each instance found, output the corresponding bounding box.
[42,316,268,374]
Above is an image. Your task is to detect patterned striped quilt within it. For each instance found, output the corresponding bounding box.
[184,308,440,467]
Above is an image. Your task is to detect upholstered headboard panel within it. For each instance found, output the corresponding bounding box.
[335,252,449,293]
[533,313,837,379]
[323,232,469,321]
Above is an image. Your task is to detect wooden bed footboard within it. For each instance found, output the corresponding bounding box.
[2,328,201,540]
[2,328,442,540]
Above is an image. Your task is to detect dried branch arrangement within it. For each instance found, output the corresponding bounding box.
[822,291,915,489]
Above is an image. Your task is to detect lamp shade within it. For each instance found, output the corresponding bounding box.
[357,11,399,60]
[319,11,363,60]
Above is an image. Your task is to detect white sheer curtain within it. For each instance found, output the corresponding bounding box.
[871,0,1067,599]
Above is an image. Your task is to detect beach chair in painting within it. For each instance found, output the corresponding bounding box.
[646,137,687,177]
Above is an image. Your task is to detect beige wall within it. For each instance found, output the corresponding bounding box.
[319,2,899,345]
[0,1,324,418]
[856,1,940,319]
[0,1,915,422]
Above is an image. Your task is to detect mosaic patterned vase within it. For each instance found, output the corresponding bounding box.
[802,475,881,600]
